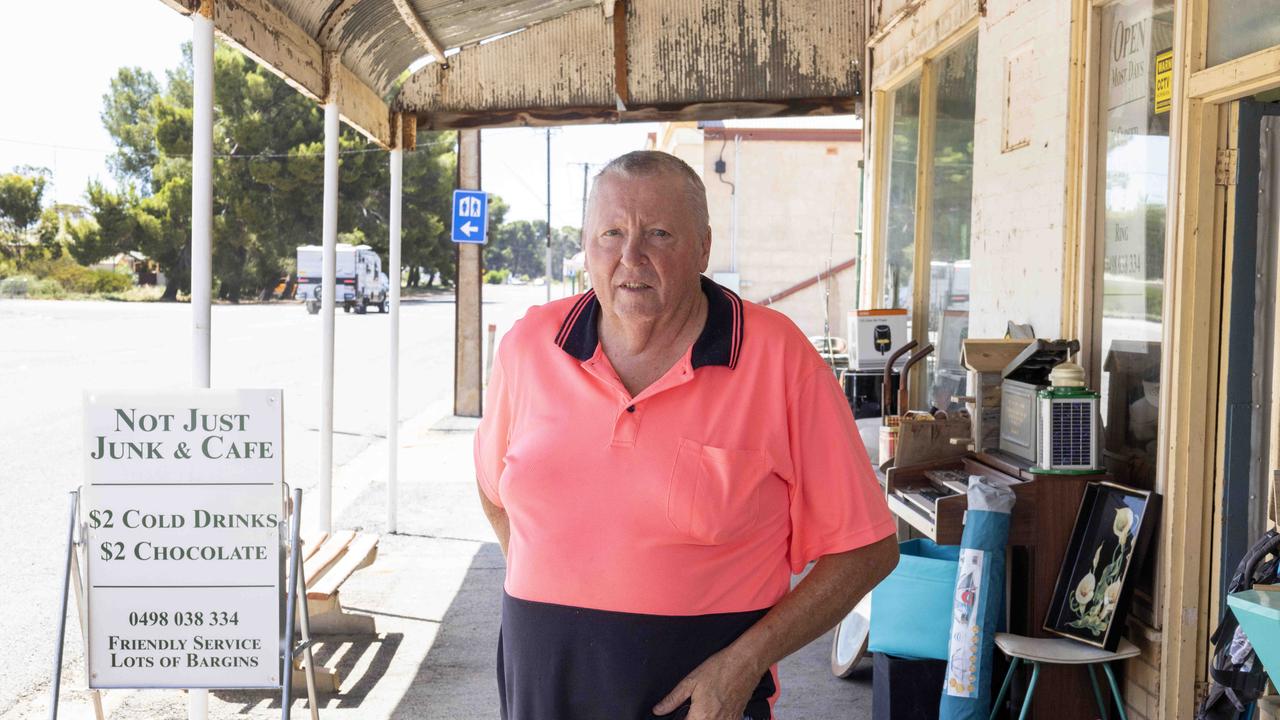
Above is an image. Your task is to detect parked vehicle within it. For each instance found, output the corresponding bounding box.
[296,244,390,315]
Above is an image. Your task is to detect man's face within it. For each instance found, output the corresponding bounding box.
[583,172,711,323]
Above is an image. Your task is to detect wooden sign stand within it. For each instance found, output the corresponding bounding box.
[48,487,321,720]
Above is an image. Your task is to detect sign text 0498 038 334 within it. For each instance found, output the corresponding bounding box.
[83,390,284,690]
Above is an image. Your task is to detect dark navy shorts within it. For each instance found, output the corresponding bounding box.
[497,592,775,720]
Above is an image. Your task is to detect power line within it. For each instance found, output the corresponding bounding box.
[0,136,422,160]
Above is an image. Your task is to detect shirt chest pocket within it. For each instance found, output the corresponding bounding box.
[666,438,769,545]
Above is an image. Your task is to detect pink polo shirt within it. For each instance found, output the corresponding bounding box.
[475,276,894,617]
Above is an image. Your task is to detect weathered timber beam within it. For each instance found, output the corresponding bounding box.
[414,96,856,131]
[391,0,449,68]
[388,111,418,151]
[394,0,860,122]
[401,113,417,151]
[210,0,391,147]
[394,5,613,114]
[335,62,392,146]
[601,0,616,18]
[218,0,325,101]
[612,0,628,108]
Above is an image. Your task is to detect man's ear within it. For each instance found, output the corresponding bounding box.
[699,225,712,272]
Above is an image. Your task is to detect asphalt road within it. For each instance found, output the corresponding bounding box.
[0,285,550,713]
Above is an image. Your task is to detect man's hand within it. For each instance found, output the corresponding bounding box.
[655,536,899,719]
[652,646,764,720]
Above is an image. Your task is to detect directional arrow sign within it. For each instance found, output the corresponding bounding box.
[451,190,489,244]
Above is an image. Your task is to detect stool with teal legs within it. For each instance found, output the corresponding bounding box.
[988,633,1141,720]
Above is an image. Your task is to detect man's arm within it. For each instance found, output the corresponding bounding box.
[653,534,898,719]
[477,479,510,557]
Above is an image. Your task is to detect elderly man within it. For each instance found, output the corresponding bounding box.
[475,150,898,720]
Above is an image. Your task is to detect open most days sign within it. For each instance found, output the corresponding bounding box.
[83,389,284,689]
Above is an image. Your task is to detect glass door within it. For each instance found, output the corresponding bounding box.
[1218,99,1280,604]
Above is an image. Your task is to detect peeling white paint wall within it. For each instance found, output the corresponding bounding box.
[967,0,1072,338]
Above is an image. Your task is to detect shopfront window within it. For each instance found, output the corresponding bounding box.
[881,76,921,311]
[1095,0,1174,490]
[1206,0,1280,67]
[925,34,977,411]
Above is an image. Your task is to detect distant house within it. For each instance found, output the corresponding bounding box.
[93,251,161,286]
[647,119,863,339]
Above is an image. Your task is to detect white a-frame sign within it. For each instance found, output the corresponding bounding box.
[83,389,284,690]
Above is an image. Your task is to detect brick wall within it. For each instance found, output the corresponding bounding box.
[1123,619,1163,720]
[967,0,1073,338]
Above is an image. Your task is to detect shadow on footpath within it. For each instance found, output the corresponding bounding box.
[210,542,504,716]
[214,633,405,712]
[390,541,506,719]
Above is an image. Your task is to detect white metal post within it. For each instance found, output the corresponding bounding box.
[319,101,339,535]
[192,10,213,391]
[387,146,402,533]
[189,7,214,719]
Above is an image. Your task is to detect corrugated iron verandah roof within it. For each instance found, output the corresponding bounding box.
[157,0,863,143]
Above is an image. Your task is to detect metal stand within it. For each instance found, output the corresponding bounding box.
[282,487,320,720]
[49,489,104,720]
[49,491,76,720]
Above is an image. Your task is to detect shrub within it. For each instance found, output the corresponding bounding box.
[0,275,32,297]
[47,260,97,293]
[17,256,133,294]
[483,269,509,285]
[91,269,133,294]
[29,278,65,298]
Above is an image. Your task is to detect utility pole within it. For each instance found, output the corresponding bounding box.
[545,127,553,302]
[570,161,593,296]
[575,162,592,230]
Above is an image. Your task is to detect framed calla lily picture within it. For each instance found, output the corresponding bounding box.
[1044,482,1157,650]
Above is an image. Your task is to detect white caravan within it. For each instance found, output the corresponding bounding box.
[296,244,390,314]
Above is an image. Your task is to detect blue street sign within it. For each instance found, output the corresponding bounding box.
[451,189,489,244]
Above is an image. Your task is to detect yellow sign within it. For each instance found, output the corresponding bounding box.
[1154,49,1173,114]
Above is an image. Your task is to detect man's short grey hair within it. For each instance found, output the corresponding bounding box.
[590,150,710,230]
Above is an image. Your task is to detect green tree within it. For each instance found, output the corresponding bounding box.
[94,42,458,301]
[101,67,161,189]
[35,204,94,258]
[486,219,579,281]
[0,166,49,250]
[72,182,142,267]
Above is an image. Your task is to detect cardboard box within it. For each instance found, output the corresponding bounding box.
[848,309,909,371]
[960,339,1034,452]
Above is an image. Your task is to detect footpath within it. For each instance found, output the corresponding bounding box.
[6,409,873,719]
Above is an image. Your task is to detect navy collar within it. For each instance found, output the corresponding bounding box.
[555,275,744,369]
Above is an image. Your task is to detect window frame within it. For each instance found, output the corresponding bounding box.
[867,22,978,408]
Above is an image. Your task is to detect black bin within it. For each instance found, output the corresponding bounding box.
[872,652,946,720]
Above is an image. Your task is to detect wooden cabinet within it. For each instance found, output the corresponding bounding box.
[884,452,1108,719]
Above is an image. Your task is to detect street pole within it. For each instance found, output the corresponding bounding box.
[319,95,339,535]
[189,3,214,717]
[545,127,552,302]
[454,130,483,417]
[580,162,590,230]
[387,118,404,534]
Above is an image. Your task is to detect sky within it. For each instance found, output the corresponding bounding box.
[0,1,854,229]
